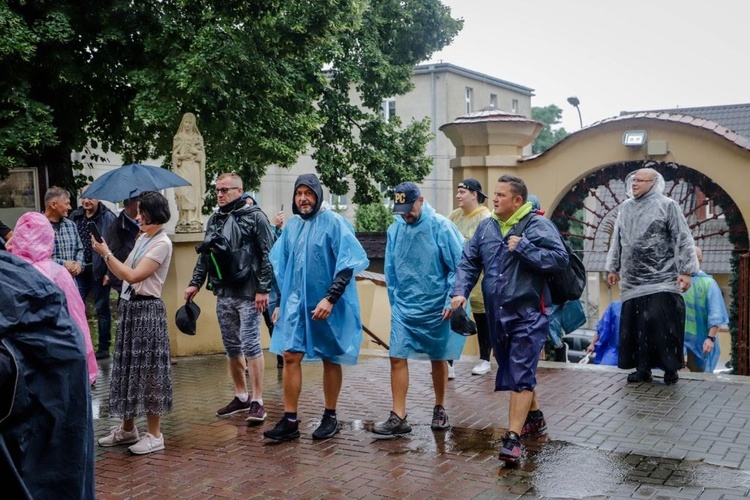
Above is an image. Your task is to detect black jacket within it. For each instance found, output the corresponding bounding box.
[189,200,275,298]
[70,202,117,280]
[104,210,141,291]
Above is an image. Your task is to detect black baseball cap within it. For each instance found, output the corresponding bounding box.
[393,182,421,214]
[458,178,487,201]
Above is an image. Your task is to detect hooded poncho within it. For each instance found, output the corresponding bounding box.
[605,171,699,302]
[10,212,98,384]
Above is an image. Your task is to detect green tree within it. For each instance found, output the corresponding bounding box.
[531,104,569,155]
[354,202,394,232]
[0,1,462,205]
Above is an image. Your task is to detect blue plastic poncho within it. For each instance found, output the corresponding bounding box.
[605,170,699,301]
[385,201,466,360]
[683,271,728,372]
[270,206,369,365]
[594,301,621,366]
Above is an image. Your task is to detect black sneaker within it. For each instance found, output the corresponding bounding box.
[95,350,110,360]
[312,415,340,440]
[498,431,523,465]
[627,370,653,383]
[264,417,300,441]
[373,411,411,435]
[431,405,450,431]
[664,371,679,385]
[521,411,547,437]
[216,397,251,417]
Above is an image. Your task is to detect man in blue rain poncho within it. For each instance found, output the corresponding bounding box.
[683,246,728,373]
[373,182,466,436]
[451,175,568,465]
[263,173,369,442]
[606,168,698,385]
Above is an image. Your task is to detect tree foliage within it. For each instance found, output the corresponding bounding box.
[354,202,394,232]
[531,104,569,155]
[0,0,462,205]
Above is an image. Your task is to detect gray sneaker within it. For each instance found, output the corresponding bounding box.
[373,411,412,435]
[431,405,450,430]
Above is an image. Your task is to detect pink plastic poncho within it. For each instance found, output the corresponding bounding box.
[10,212,98,385]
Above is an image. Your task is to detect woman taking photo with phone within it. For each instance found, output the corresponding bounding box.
[92,191,174,454]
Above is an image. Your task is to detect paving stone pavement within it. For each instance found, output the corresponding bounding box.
[92,353,750,499]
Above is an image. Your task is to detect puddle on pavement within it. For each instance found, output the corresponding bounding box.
[359,424,750,498]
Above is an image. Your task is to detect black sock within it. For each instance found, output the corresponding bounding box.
[528,409,543,419]
[324,408,337,418]
[283,412,297,422]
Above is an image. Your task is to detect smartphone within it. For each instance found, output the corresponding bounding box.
[88,221,103,243]
[280,204,284,212]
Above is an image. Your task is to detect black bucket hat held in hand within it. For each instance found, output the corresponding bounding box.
[450,305,477,336]
[175,301,201,335]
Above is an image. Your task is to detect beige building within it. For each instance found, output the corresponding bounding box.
[252,63,534,219]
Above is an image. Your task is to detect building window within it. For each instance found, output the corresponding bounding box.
[330,192,348,211]
[490,94,497,107]
[705,198,725,219]
[511,99,519,114]
[382,99,396,122]
[465,87,474,114]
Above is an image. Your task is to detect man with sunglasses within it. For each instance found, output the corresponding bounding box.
[184,173,275,423]
[605,168,698,385]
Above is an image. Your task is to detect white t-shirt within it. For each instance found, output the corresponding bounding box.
[122,231,173,298]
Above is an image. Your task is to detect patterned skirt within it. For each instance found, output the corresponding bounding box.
[109,298,173,419]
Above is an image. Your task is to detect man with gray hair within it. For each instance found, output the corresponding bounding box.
[44,186,83,278]
[606,167,698,385]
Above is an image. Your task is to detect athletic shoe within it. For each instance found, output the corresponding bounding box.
[373,411,412,435]
[245,401,267,423]
[263,417,300,441]
[216,397,251,417]
[98,425,139,447]
[521,411,547,437]
[431,405,450,431]
[448,364,456,380]
[664,371,679,385]
[312,415,340,440]
[627,370,653,383]
[471,360,492,375]
[128,432,165,455]
[498,431,522,465]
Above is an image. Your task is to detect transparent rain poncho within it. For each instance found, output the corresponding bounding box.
[269,205,369,365]
[605,171,698,302]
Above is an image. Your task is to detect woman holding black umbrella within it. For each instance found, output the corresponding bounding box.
[92,191,174,454]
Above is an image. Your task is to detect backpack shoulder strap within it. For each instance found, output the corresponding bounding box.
[512,212,537,237]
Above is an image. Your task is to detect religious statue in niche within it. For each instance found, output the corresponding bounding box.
[173,112,207,233]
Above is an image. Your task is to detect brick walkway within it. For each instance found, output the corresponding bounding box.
[93,353,750,499]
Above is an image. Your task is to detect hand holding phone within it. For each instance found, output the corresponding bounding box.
[88,221,103,243]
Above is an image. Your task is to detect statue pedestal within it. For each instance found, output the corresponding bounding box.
[164,232,272,357]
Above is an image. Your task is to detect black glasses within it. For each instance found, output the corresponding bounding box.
[215,187,241,195]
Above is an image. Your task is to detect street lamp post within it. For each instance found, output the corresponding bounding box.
[567,96,583,129]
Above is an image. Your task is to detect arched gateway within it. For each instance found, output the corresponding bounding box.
[441,108,750,373]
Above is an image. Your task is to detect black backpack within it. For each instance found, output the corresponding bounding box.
[514,213,586,305]
[196,213,252,284]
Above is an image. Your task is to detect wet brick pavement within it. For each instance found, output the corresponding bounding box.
[92,353,750,499]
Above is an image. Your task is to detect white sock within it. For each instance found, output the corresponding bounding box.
[237,393,249,402]
[251,398,263,406]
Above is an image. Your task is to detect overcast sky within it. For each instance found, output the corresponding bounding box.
[426,0,750,132]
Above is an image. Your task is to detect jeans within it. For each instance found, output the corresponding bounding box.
[76,268,112,351]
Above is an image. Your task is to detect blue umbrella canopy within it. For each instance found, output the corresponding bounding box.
[81,164,191,202]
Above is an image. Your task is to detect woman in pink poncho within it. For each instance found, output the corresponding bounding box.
[9,212,98,385]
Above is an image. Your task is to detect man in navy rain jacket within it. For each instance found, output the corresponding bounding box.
[451,175,568,465]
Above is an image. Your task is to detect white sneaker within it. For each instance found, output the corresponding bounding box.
[471,360,492,375]
[98,425,139,447]
[448,365,456,380]
[128,432,165,455]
